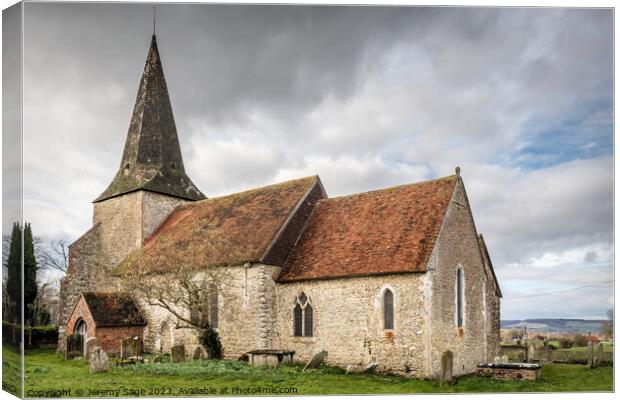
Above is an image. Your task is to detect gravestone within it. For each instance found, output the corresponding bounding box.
[171,345,186,363]
[89,347,109,373]
[84,337,99,359]
[65,334,83,360]
[527,344,535,362]
[440,350,453,384]
[121,337,143,359]
[192,346,203,360]
[364,362,379,373]
[594,343,604,367]
[587,341,594,368]
[302,351,328,371]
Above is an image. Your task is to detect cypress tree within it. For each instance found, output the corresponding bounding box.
[6,222,22,323]
[23,223,38,325]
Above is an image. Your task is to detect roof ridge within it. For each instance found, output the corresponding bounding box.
[324,174,458,202]
[185,175,319,206]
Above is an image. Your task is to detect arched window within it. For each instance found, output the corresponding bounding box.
[456,268,464,327]
[209,284,218,329]
[384,289,394,330]
[304,304,313,337]
[294,304,303,336]
[293,291,313,337]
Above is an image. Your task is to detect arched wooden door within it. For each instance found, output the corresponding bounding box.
[74,319,87,354]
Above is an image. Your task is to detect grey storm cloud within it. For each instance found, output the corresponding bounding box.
[13,4,614,319]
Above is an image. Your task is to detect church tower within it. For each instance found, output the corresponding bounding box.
[91,34,205,271]
[58,35,205,350]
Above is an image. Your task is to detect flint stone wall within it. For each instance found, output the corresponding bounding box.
[274,273,430,377]
[58,190,188,352]
[427,179,490,378]
[139,264,281,359]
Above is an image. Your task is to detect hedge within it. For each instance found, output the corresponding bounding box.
[2,321,58,347]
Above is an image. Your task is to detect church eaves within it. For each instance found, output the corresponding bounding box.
[94,35,206,203]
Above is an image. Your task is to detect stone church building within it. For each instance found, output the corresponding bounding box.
[58,35,501,378]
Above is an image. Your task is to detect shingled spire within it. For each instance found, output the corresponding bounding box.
[94,35,206,202]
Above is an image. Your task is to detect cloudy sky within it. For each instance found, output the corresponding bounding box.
[16,4,613,320]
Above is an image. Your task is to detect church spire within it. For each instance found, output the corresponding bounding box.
[95,35,206,202]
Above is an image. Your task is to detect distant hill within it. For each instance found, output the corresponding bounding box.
[501,319,606,334]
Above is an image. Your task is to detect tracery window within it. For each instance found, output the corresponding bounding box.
[293,291,313,337]
[383,289,394,330]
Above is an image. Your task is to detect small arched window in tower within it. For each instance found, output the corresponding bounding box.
[170,161,176,170]
[384,289,394,330]
[123,163,130,176]
[293,291,313,337]
[456,268,464,328]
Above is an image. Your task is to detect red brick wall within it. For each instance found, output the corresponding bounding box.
[96,326,145,355]
[66,295,96,338]
[66,294,145,355]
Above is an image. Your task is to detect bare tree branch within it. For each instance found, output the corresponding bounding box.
[37,239,69,274]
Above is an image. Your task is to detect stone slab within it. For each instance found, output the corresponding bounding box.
[303,351,328,371]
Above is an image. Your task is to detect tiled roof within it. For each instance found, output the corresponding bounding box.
[114,176,322,275]
[279,175,458,282]
[82,292,147,327]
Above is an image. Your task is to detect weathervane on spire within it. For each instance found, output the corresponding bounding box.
[153,6,156,36]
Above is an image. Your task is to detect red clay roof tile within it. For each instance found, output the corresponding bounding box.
[114,176,319,275]
[278,175,458,282]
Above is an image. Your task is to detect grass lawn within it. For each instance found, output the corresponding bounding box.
[2,344,22,397]
[13,347,613,397]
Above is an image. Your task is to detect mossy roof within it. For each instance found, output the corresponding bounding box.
[81,292,147,327]
[113,176,319,275]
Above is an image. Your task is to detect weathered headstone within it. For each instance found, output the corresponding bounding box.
[440,350,453,384]
[171,345,186,363]
[587,341,594,368]
[595,342,604,367]
[192,346,203,360]
[121,337,143,359]
[364,362,379,373]
[84,337,99,359]
[527,344,535,362]
[153,355,162,363]
[89,347,109,374]
[302,351,328,371]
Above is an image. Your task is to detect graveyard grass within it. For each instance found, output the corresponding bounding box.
[18,346,612,396]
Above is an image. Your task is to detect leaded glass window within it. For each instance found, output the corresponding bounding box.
[294,303,303,336]
[294,292,314,337]
[209,284,218,329]
[457,269,464,327]
[304,304,313,337]
[384,289,394,330]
